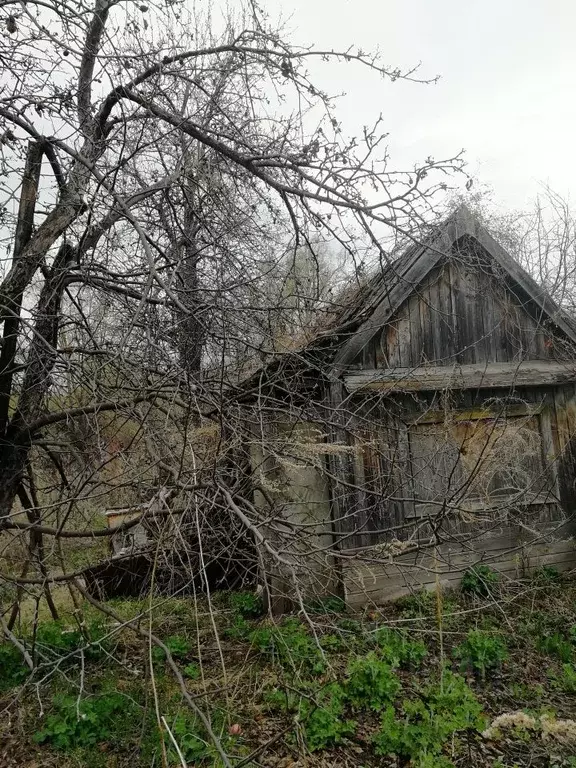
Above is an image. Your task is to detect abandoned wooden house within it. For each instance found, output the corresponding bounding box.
[242,206,576,609]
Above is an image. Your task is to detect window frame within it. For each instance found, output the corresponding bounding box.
[401,402,560,520]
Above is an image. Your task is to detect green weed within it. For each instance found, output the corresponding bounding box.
[397,590,436,618]
[453,630,508,680]
[345,652,401,711]
[531,565,562,586]
[249,618,326,675]
[373,670,486,767]
[319,633,347,653]
[34,619,110,661]
[548,663,576,693]
[372,627,428,669]
[33,692,133,749]
[152,634,192,662]
[300,684,355,751]
[264,683,355,751]
[224,615,252,642]
[461,565,499,598]
[306,596,347,615]
[229,591,264,619]
[537,633,573,663]
[167,712,236,765]
[0,643,29,691]
[183,662,201,680]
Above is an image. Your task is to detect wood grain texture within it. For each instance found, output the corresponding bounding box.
[331,206,576,376]
[342,538,576,607]
[344,361,576,393]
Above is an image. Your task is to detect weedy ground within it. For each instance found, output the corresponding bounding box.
[2,566,576,767]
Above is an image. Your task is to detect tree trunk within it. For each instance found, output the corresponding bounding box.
[0,243,73,522]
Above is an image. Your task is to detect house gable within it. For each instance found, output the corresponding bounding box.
[332,206,576,378]
[351,238,569,371]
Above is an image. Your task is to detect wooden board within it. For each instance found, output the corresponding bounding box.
[342,538,576,607]
[344,361,576,393]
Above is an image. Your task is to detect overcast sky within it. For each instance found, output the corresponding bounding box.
[263,0,576,214]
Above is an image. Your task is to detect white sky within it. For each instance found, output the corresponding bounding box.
[264,0,576,214]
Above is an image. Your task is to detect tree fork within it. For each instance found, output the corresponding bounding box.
[0,141,43,432]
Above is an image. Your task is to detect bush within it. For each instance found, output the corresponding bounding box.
[373,670,486,767]
[460,565,499,598]
[0,644,29,691]
[345,652,401,711]
[228,591,264,619]
[33,692,131,749]
[453,630,508,680]
[373,627,428,669]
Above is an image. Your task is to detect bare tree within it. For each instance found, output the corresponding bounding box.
[0,0,473,760]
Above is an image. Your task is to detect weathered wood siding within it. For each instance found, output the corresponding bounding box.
[337,385,576,541]
[330,377,576,602]
[343,535,576,607]
[352,250,571,371]
[247,235,576,609]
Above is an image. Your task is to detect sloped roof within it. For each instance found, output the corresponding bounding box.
[326,205,576,375]
[232,206,576,400]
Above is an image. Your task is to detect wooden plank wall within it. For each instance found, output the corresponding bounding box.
[334,384,576,604]
[342,537,576,607]
[333,247,576,606]
[359,259,566,371]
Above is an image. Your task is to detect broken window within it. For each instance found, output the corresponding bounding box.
[407,409,555,519]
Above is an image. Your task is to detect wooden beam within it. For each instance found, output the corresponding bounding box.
[330,206,576,378]
[344,361,576,393]
[330,221,456,376]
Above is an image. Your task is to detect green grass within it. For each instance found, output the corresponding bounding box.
[4,578,576,767]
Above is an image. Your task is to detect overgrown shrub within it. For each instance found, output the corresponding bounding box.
[460,565,499,598]
[373,670,486,767]
[345,652,401,711]
[454,630,508,680]
[373,627,428,669]
[0,644,29,691]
